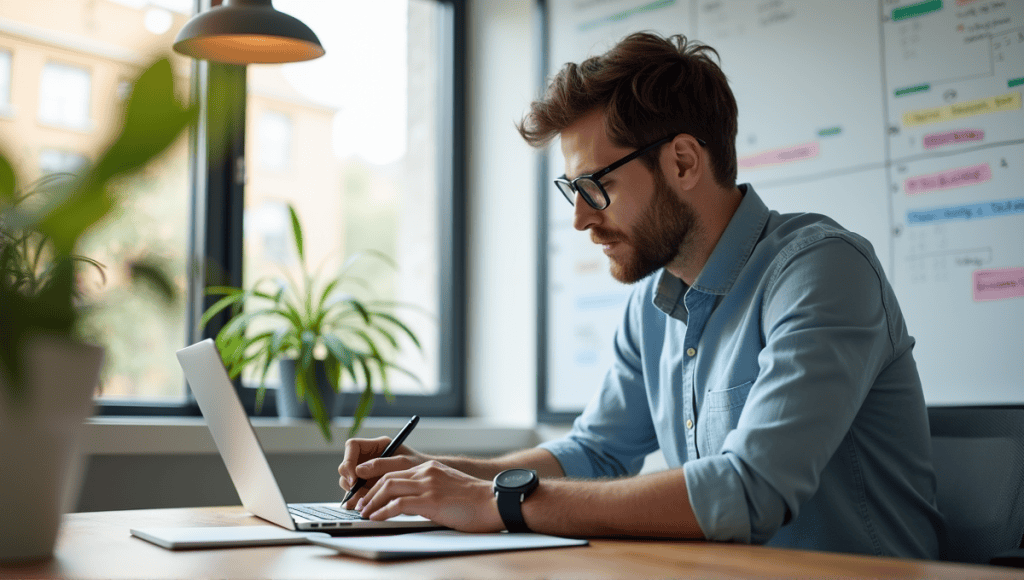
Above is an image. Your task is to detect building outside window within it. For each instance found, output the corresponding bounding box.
[0,50,11,115]
[38,61,92,130]
[257,110,291,171]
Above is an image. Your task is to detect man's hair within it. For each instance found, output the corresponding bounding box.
[517,32,738,188]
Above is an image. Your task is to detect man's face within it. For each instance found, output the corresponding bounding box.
[561,111,697,284]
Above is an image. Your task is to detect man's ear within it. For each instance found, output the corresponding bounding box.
[667,134,703,190]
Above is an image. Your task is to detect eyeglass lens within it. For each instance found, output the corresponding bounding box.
[556,178,607,210]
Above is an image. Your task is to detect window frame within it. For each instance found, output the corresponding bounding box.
[95,0,467,420]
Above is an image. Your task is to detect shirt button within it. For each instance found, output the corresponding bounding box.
[686,347,696,357]
[686,419,694,429]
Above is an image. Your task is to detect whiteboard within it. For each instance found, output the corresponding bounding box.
[540,0,1024,419]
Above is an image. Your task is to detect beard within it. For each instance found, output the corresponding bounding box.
[592,170,697,284]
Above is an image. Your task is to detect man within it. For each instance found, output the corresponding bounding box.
[338,32,943,558]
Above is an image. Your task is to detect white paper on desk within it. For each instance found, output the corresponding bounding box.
[307,530,589,561]
[130,525,329,550]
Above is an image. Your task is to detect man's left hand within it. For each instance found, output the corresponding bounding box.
[355,460,505,533]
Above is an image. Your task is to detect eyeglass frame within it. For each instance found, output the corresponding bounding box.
[554,133,707,210]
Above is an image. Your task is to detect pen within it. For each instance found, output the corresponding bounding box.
[342,415,420,506]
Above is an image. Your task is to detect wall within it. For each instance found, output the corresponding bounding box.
[465,0,540,425]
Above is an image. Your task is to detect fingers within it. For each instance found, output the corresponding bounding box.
[357,476,423,520]
[338,479,369,510]
[338,436,391,489]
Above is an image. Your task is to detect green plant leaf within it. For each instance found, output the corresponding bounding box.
[287,203,304,264]
[315,277,344,314]
[0,153,15,202]
[370,324,399,349]
[254,383,267,415]
[93,58,197,184]
[321,333,360,391]
[129,259,176,305]
[296,364,331,442]
[199,293,247,329]
[349,364,376,439]
[369,311,422,350]
[325,353,341,392]
[204,285,245,296]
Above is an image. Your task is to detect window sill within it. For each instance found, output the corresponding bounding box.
[81,417,541,456]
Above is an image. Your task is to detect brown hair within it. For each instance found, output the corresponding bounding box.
[518,32,738,188]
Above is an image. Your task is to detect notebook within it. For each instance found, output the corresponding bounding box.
[129,526,589,561]
[175,339,444,533]
[308,530,589,561]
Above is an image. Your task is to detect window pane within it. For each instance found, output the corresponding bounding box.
[243,0,441,397]
[0,50,11,112]
[257,111,292,171]
[0,0,195,403]
[38,62,92,129]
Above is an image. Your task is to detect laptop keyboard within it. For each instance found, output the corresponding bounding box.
[288,504,367,522]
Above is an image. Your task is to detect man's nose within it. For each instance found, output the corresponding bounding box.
[571,192,599,231]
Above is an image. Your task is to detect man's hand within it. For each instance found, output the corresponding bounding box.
[338,436,430,509]
[354,460,504,533]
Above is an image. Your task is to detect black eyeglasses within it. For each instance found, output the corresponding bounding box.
[555,134,706,210]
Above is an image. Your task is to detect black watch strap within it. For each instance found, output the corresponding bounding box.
[496,489,531,533]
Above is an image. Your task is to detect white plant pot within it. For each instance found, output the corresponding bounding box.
[0,333,103,563]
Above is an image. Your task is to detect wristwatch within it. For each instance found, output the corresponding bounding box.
[493,468,539,533]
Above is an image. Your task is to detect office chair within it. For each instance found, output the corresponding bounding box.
[928,405,1024,566]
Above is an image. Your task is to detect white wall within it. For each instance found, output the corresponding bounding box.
[465,1,540,425]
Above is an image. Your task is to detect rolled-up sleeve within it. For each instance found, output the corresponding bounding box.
[538,289,659,479]
[683,237,896,543]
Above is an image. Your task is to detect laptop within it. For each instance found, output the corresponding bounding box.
[175,339,444,533]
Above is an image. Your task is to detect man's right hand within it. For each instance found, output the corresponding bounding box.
[338,436,431,510]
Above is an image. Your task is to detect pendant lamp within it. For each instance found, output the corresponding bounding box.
[173,0,324,65]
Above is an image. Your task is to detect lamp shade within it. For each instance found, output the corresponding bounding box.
[173,0,324,65]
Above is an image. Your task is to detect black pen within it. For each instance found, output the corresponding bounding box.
[342,415,420,506]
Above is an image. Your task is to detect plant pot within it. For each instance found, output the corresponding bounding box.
[276,359,341,419]
[0,333,103,563]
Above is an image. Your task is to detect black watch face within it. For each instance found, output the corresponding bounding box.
[497,469,535,488]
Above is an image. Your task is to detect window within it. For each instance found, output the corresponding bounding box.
[0,0,195,408]
[256,111,291,170]
[1,0,465,419]
[236,0,465,417]
[38,62,92,130]
[39,149,88,175]
[0,50,11,115]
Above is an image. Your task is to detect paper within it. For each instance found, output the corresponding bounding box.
[130,525,329,550]
[307,530,589,561]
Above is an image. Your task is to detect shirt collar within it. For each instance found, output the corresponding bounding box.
[653,184,770,312]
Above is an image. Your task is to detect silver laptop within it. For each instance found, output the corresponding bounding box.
[176,339,443,533]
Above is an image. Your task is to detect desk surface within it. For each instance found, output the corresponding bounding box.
[1,506,1021,579]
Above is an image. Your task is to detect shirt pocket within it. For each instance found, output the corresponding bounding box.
[698,380,755,457]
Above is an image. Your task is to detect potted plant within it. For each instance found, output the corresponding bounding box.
[0,57,194,562]
[199,205,425,443]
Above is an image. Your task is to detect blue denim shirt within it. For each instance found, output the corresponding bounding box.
[538,184,943,558]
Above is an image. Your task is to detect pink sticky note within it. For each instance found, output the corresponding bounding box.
[973,267,1024,301]
[904,163,992,195]
[739,141,819,170]
[922,129,984,149]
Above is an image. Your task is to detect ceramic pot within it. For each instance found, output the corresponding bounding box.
[0,333,103,563]
[275,358,340,419]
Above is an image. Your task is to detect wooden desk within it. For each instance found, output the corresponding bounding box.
[1,506,1020,579]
